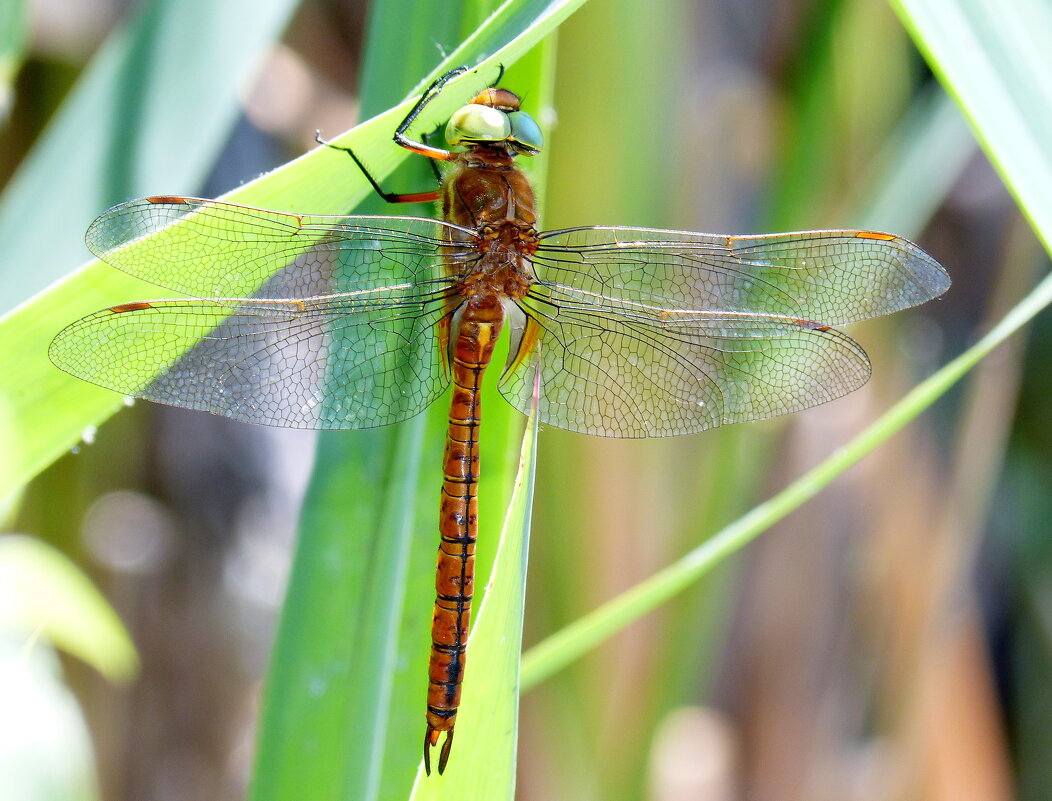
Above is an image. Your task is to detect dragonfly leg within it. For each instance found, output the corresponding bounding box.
[314,130,442,205]
[392,66,468,154]
[314,68,474,204]
[421,129,444,183]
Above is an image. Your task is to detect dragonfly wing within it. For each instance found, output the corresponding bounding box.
[50,293,454,430]
[501,291,870,438]
[534,226,949,325]
[86,197,477,299]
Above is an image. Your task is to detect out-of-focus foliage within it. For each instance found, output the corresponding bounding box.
[2,1,1050,800]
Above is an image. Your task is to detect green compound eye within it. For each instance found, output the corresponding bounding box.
[445,104,511,146]
[507,111,543,154]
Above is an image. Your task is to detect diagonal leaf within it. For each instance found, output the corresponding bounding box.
[0,0,587,502]
[889,0,1052,255]
[0,0,301,310]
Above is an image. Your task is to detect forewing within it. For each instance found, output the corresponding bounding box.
[86,197,477,299]
[534,227,950,325]
[500,290,871,438]
[50,292,454,430]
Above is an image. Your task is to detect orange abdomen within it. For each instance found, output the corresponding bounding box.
[424,295,503,773]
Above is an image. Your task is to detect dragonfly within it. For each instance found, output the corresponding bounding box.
[50,66,950,774]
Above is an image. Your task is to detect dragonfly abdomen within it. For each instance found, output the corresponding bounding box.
[425,295,504,774]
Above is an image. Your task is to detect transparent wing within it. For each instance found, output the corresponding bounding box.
[501,290,871,438]
[501,225,950,438]
[50,290,455,430]
[86,196,479,299]
[534,226,950,325]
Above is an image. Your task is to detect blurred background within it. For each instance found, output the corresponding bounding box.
[3,0,1049,800]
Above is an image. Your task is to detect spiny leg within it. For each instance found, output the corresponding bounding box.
[315,67,469,203]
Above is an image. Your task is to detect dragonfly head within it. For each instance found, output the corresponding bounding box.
[445,87,543,156]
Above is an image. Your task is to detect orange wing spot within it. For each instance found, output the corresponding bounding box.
[108,301,154,313]
[856,231,897,241]
[791,317,829,331]
[145,195,190,205]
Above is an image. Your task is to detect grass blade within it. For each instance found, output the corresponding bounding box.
[523,265,1052,688]
[523,0,1052,691]
[890,0,1052,254]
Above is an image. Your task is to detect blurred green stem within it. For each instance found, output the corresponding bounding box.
[522,266,1052,688]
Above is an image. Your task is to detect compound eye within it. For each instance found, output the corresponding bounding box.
[445,104,511,146]
[507,111,543,154]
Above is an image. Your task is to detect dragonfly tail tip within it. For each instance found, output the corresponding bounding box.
[439,728,455,774]
[423,725,455,776]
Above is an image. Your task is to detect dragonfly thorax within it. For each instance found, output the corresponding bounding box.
[448,220,535,302]
[442,157,537,226]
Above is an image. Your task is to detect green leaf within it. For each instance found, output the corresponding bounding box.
[0,534,138,682]
[890,0,1052,255]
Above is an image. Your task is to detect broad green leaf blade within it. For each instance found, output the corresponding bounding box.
[410,367,541,800]
[0,0,587,501]
[251,38,483,797]
[890,0,1052,255]
[0,534,138,682]
[249,421,432,801]
[251,21,557,801]
[248,23,466,801]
